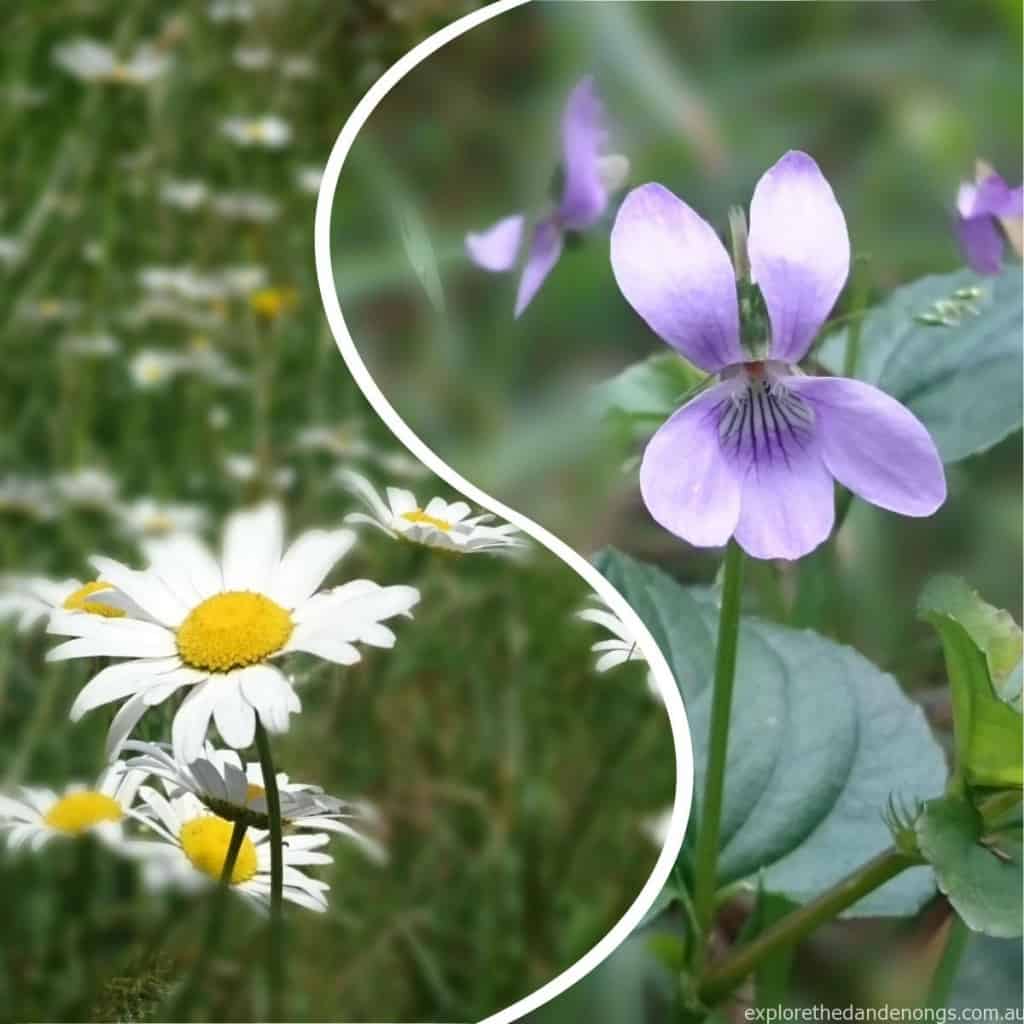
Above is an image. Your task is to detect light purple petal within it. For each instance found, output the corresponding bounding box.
[787,376,946,517]
[748,150,850,364]
[966,174,1024,219]
[514,218,563,318]
[955,211,1005,275]
[732,434,834,561]
[559,76,608,231]
[640,382,742,547]
[465,214,525,272]
[610,183,743,372]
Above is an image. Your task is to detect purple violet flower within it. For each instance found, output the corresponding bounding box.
[954,167,1023,275]
[610,150,946,561]
[466,76,628,318]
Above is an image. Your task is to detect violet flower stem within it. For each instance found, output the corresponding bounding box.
[254,716,285,1020]
[691,540,745,976]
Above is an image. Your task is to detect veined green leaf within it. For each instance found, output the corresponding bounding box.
[916,796,1023,938]
[596,548,946,916]
[919,577,1023,789]
[820,266,1023,464]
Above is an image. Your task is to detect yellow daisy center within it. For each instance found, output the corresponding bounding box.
[249,287,297,320]
[63,581,125,618]
[177,591,293,673]
[179,816,258,884]
[44,791,123,834]
[245,122,266,142]
[400,509,452,532]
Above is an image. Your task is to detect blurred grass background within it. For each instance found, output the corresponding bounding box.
[0,2,674,1021]
[330,1,1023,1020]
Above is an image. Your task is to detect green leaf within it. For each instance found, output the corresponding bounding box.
[919,577,1022,789]
[595,548,946,916]
[916,796,1023,938]
[820,266,1023,463]
[597,351,705,442]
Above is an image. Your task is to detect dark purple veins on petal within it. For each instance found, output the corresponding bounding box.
[715,380,815,472]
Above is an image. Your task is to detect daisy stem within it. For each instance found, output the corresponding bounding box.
[690,539,745,977]
[166,821,248,1021]
[254,716,285,1020]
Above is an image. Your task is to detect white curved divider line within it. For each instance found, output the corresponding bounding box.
[315,2,694,1020]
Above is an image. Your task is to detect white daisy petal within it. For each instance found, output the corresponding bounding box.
[221,503,284,592]
[91,556,189,627]
[48,623,177,662]
[106,692,153,759]
[285,631,362,665]
[386,488,417,515]
[237,664,299,734]
[147,534,223,602]
[212,677,257,749]
[269,528,355,608]
[70,657,181,720]
[172,680,223,763]
[336,469,392,522]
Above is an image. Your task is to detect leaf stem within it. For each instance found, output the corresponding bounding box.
[699,846,916,1005]
[691,540,745,975]
[166,821,248,1021]
[924,912,969,1009]
[254,716,285,1021]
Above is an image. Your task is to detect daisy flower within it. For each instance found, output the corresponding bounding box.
[211,191,281,224]
[339,470,524,555]
[0,475,55,521]
[610,150,945,560]
[0,574,135,632]
[295,423,373,460]
[129,349,184,390]
[577,598,645,673]
[223,454,294,492]
[0,236,23,267]
[466,76,629,317]
[233,46,273,71]
[159,180,209,212]
[220,116,291,149]
[295,165,322,196]
[114,497,207,540]
[60,332,120,359]
[125,741,385,861]
[577,596,661,700]
[53,38,171,86]
[52,466,119,509]
[49,504,420,762]
[0,763,144,853]
[208,0,255,22]
[131,786,332,912]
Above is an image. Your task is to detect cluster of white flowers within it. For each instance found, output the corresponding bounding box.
[2,481,528,912]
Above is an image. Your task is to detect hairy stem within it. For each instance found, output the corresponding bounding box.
[254,716,285,1020]
[699,846,916,1004]
[691,540,745,975]
[166,821,248,1021]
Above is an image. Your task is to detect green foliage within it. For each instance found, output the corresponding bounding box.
[596,351,706,444]
[916,796,1023,938]
[595,548,947,916]
[821,267,1024,464]
[919,577,1023,789]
